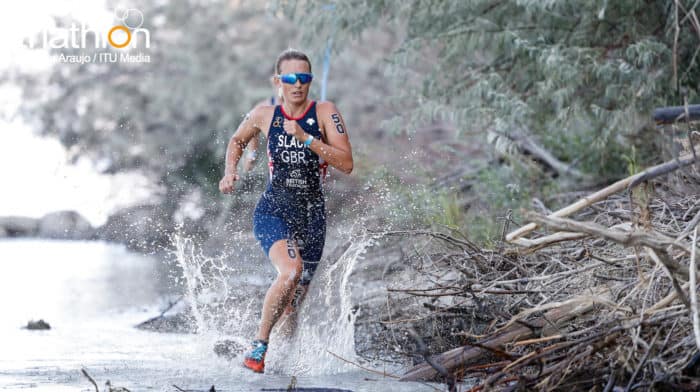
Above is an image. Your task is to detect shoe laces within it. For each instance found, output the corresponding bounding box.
[247,340,268,361]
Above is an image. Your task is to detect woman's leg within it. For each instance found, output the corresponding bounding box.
[274,282,306,338]
[255,238,302,342]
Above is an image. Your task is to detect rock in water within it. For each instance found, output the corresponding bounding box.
[25,319,51,330]
[135,298,197,333]
[97,204,173,252]
[0,216,39,237]
[38,210,94,240]
[135,311,197,334]
[213,339,244,360]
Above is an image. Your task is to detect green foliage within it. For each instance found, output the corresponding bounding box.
[275,0,700,240]
[622,145,641,176]
[467,165,533,245]
[15,0,700,244]
[432,192,465,230]
[280,0,699,174]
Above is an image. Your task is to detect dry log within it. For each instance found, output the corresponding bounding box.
[691,228,700,350]
[399,288,611,381]
[653,104,700,124]
[510,222,632,251]
[678,208,700,240]
[508,231,587,250]
[511,130,587,179]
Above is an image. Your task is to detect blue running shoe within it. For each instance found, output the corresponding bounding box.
[243,339,268,373]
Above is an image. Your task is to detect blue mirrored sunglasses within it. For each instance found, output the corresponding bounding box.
[278,73,313,84]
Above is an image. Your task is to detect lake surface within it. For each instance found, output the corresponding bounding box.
[0,239,438,391]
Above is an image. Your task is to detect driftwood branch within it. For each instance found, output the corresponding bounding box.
[407,328,456,391]
[386,173,700,390]
[81,368,99,392]
[691,228,700,350]
[400,288,610,381]
[525,212,693,280]
[646,247,690,309]
[489,128,587,179]
[506,152,698,242]
[513,130,587,179]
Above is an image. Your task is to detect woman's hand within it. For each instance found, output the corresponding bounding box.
[218,172,240,194]
[283,119,306,141]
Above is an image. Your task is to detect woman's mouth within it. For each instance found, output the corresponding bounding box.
[291,91,303,98]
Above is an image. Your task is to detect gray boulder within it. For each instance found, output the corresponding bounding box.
[136,310,197,334]
[135,298,197,333]
[38,210,94,240]
[98,204,173,252]
[24,319,51,330]
[0,216,39,237]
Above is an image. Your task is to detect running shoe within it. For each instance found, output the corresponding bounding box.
[243,339,268,373]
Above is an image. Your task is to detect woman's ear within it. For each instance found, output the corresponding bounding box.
[272,75,283,97]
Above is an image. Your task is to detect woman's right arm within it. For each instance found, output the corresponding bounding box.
[242,136,259,172]
[219,107,265,193]
[243,99,271,172]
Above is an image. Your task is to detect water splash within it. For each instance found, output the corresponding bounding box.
[267,228,381,375]
[171,225,382,377]
[170,233,260,341]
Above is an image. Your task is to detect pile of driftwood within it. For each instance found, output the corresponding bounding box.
[386,110,700,390]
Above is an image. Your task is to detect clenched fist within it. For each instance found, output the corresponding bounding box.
[283,119,304,140]
[219,172,240,194]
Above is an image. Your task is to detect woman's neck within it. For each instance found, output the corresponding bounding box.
[282,99,311,119]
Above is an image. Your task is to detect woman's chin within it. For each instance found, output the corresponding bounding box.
[288,94,307,103]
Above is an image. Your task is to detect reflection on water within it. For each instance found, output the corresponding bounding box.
[0,239,436,391]
[0,239,171,323]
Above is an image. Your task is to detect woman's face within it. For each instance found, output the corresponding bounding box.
[277,59,311,105]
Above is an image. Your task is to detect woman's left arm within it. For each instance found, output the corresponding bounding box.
[284,101,354,174]
[313,102,353,174]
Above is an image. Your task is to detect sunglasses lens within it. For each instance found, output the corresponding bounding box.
[280,74,297,84]
[297,73,313,84]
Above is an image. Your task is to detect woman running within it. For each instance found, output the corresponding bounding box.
[219,49,353,373]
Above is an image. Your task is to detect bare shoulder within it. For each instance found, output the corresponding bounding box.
[316,101,341,116]
[316,101,349,140]
[254,98,272,108]
[250,104,275,119]
[248,105,275,133]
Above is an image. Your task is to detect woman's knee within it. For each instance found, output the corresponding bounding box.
[279,269,301,286]
[270,239,303,281]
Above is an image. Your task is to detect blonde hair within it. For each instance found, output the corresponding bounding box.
[275,49,311,74]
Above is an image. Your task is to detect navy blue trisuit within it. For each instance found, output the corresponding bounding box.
[253,101,328,286]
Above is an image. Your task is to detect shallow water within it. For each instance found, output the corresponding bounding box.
[0,239,438,391]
